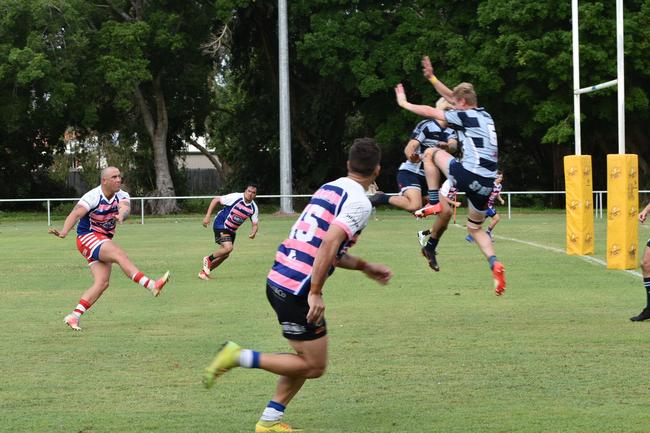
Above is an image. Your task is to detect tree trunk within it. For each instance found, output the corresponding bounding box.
[134,74,178,214]
[186,135,229,183]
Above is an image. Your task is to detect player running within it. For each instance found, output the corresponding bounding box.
[202,138,392,433]
[394,56,506,295]
[50,166,170,331]
[199,183,259,280]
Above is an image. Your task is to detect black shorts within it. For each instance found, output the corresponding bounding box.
[396,169,427,193]
[213,228,236,245]
[266,283,327,341]
[448,160,494,211]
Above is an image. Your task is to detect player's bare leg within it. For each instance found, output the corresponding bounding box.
[415,148,454,218]
[630,246,650,321]
[386,188,423,212]
[64,261,111,330]
[99,240,169,296]
[209,242,233,271]
[467,206,505,295]
[421,201,452,271]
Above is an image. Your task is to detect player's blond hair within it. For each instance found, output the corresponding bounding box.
[435,97,454,111]
[452,82,477,106]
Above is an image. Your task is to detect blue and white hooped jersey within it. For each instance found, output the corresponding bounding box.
[444,108,498,178]
[213,193,259,232]
[399,119,456,176]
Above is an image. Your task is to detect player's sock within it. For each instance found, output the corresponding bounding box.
[131,272,156,290]
[260,401,286,422]
[486,228,492,234]
[488,255,498,270]
[644,277,650,308]
[72,298,91,318]
[427,190,440,205]
[426,237,439,252]
[239,349,261,368]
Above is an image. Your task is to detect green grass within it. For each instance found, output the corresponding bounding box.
[1,209,648,433]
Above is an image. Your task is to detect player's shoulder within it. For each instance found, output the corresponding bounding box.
[116,189,130,200]
[80,186,102,208]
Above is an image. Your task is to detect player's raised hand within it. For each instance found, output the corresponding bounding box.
[248,232,256,239]
[306,292,325,324]
[202,217,210,228]
[395,84,408,107]
[48,227,66,238]
[362,262,393,285]
[422,56,434,79]
[640,209,649,223]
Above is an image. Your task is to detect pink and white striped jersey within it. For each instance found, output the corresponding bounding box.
[76,186,130,238]
[267,177,372,296]
[488,183,502,209]
[213,193,259,232]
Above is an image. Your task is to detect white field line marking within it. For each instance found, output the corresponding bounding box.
[450,224,642,279]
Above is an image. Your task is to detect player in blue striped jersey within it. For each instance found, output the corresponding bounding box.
[394,56,505,295]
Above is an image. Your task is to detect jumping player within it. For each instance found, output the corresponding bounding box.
[202,138,392,433]
[467,170,504,243]
[199,183,259,280]
[394,56,506,295]
[50,166,170,331]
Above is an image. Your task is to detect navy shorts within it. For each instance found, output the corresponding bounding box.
[486,207,497,218]
[448,160,495,211]
[266,283,327,341]
[396,169,427,193]
[213,228,236,245]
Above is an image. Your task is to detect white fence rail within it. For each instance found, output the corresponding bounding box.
[1,190,646,226]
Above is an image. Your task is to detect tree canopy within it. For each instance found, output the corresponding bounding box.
[2,0,650,204]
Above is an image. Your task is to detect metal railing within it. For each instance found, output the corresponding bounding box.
[0,190,645,226]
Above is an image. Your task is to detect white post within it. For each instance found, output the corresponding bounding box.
[572,0,581,155]
[278,0,294,213]
[616,0,625,154]
[507,192,511,220]
[47,200,51,226]
[141,198,145,224]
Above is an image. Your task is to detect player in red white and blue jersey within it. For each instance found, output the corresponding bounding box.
[202,138,392,433]
[395,55,506,295]
[199,183,259,280]
[49,167,170,331]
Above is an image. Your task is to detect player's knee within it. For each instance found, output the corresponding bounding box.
[95,279,110,291]
[422,147,435,158]
[306,363,327,379]
[222,244,234,254]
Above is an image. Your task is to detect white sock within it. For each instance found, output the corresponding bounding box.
[239,349,254,368]
[260,407,284,422]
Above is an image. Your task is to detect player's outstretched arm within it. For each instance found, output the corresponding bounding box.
[404,139,421,162]
[202,196,221,227]
[116,200,130,224]
[249,221,259,239]
[422,56,455,102]
[50,205,87,238]
[338,253,393,285]
[395,84,445,121]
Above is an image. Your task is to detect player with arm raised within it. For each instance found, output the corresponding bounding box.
[202,138,392,433]
[394,57,505,295]
[50,166,170,331]
[199,182,259,280]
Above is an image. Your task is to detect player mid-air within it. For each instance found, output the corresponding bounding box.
[395,55,506,295]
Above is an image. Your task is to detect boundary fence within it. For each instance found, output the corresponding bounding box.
[0,190,644,226]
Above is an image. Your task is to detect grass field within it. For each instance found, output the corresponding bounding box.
[1,209,649,433]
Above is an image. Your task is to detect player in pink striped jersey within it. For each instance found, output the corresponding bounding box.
[203,138,393,433]
[50,167,170,331]
[199,183,259,280]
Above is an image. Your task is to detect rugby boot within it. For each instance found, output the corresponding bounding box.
[202,256,211,275]
[64,314,81,331]
[492,261,506,296]
[417,230,429,247]
[255,421,302,432]
[630,307,650,322]
[203,341,241,389]
[421,247,440,272]
[151,271,170,297]
[198,270,210,281]
[414,202,442,218]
